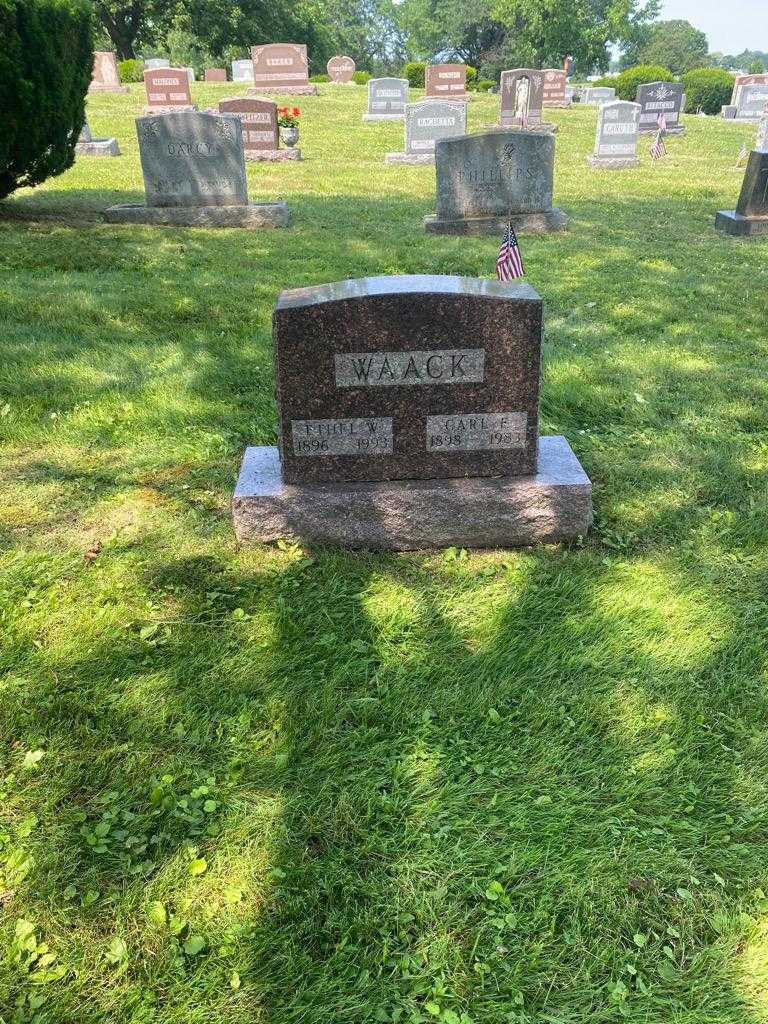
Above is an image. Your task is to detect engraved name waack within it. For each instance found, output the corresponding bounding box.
[335,349,484,387]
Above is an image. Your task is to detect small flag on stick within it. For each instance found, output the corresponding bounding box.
[736,143,748,167]
[496,222,525,281]
[650,128,666,161]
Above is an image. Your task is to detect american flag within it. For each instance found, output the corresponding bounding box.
[650,128,666,161]
[736,143,748,167]
[496,223,525,281]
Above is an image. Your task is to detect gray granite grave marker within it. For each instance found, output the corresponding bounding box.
[75,115,120,157]
[425,130,567,234]
[737,83,768,121]
[715,150,768,235]
[587,99,640,169]
[636,81,684,133]
[582,86,616,105]
[364,78,408,121]
[386,99,466,164]
[232,275,592,549]
[145,58,170,71]
[232,59,254,83]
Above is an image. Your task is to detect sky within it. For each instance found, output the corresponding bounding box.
[656,0,768,55]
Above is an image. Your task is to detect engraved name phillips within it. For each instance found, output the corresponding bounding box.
[335,349,485,387]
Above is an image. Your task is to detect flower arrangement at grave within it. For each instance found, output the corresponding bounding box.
[277,107,301,147]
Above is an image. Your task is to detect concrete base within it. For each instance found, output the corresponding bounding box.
[232,436,592,550]
[587,155,640,169]
[103,201,291,229]
[640,126,683,135]
[89,85,130,94]
[246,86,318,97]
[363,113,404,122]
[424,208,568,235]
[142,105,197,115]
[714,209,768,236]
[385,152,434,165]
[244,149,302,161]
[493,122,558,134]
[721,105,737,119]
[75,138,120,157]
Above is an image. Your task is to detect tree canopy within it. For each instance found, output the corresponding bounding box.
[637,18,709,75]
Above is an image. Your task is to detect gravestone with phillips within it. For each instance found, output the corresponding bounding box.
[715,150,768,236]
[364,78,408,121]
[386,99,466,165]
[232,275,592,550]
[587,100,640,169]
[104,111,290,229]
[425,130,567,234]
[248,43,318,96]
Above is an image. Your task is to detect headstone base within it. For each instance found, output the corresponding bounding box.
[103,201,291,229]
[640,126,684,135]
[232,436,592,551]
[363,113,404,122]
[244,148,302,161]
[424,208,568,235]
[491,122,558,134]
[586,155,639,169]
[246,86,318,96]
[543,101,571,108]
[88,84,130,94]
[385,152,435,164]
[714,210,768,236]
[75,137,120,157]
[142,104,197,115]
[721,105,737,119]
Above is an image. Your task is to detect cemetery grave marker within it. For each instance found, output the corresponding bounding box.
[88,51,129,94]
[723,74,768,118]
[587,100,641,169]
[499,69,553,131]
[542,69,570,107]
[218,97,301,161]
[425,130,567,234]
[327,56,356,84]
[205,68,228,82]
[104,111,290,229]
[232,275,592,550]
[385,99,467,164]
[248,43,318,96]
[143,68,196,114]
[715,149,768,236]
[636,81,684,133]
[363,78,408,121]
[757,105,768,150]
[75,116,120,157]
[581,87,616,105]
[425,64,469,102]
[232,59,254,83]
[144,58,170,71]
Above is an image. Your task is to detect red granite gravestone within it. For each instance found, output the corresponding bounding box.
[327,55,355,84]
[88,51,129,94]
[205,68,227,82]
[217,97,300,161]
[248,43,318,96]
[143,68,195,113]
[425,64,469,101]
[232,276,592,549]
[542,69,569,107]
[500,69,546,128]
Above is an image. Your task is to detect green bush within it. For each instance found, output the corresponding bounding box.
[613,63,675,101]
[0,0,93,200]
[681,67,734,114]
[466,65,477,85]
[475,79,495,93]
[351,71,371,85]
[118,58,143,82]
[309,73,329,83]
[404,61,425,88]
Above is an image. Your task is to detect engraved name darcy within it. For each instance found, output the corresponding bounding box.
[334,348,485,387]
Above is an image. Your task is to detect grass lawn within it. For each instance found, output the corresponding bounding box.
[1,81,768,1024]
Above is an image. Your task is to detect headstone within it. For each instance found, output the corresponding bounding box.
[88,51,129,94]
[636,81,684,133]
[75,115,120,157]
[425,64,469,102]
[542,69,569,107]
[205,68,227,82]
[104,111,290,229]
[587,100,640,169]
[385,99,467,164]
[218,97,300,161]
[715,149,768,235]
[232,59,254,83]
[248,43,318,96]
[581,87,616,105]
[232,275,592,550]
[500,69,545,128]
[757,106,768,150]
[736,82,768,120]
[363,77,408,121]
[182,67,195,82]
[143,68,196,114]
[729,74,768,111]
[424,130,567,234]
[327,55,355,84]
[145,58,170,71]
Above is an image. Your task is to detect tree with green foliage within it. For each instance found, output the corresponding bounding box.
[638,18,709,74]
[0,0,92,200]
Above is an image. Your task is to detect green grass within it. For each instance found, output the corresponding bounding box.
[1,82,768,1024]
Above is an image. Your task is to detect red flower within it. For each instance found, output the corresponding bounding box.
[292,107,300,116]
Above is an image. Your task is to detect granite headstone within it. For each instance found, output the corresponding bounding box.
[737,83,768,121]
[757,107,768,150]
[327,55,355,84]
[218,97,300,161]
[75,115,120,157]
[232,59,254,83]
[249,43,317,96]
[582,87,616,105]
[500,69,545,127]
[205,68,228,82]
[636,81,684,133]
[364,78,408,121]
[715,150,768,235]
[143,68,195,113]
[425,64,469,101]
[145,58,170,71]
[587,100,640,168]
[232,275,592,549]
[542,69,569,107]
[385,99,467,164]
[88,51,129,94]
[425,130,567,234]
